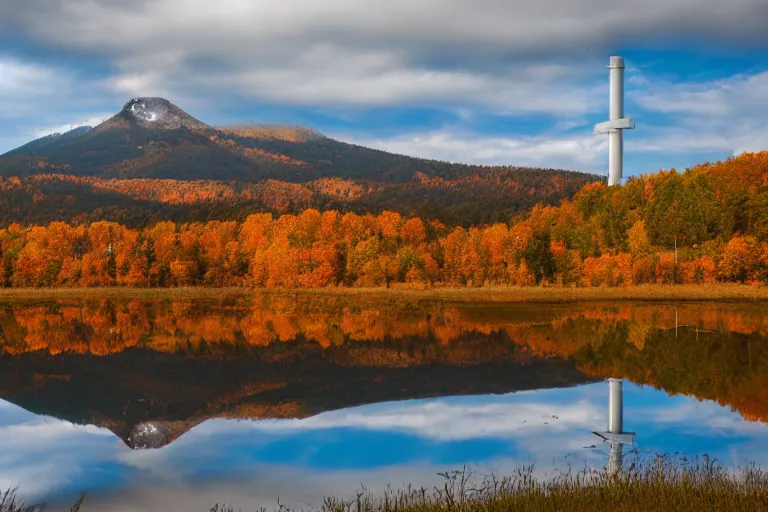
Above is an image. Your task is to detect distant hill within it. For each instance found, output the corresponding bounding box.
[0,97,601,226]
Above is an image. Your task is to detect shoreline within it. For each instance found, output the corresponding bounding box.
[0,284,766,302]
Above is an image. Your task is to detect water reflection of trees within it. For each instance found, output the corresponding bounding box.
[1,296,767,423]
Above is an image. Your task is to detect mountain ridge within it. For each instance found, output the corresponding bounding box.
[0,97,602,226]
[0,96,596,180]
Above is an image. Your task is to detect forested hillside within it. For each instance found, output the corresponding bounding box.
[0,167,590,227]
[1,151,766,288]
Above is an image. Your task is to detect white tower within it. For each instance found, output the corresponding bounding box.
[593,378,635,473]
[594,57,635,186]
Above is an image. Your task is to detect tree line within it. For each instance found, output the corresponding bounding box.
[1,151,767,288]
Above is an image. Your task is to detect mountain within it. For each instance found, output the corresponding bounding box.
[0,333,594,449]
[0,97,256,181]
[0,97,601,226]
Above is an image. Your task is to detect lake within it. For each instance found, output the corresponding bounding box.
[1,294,767,511]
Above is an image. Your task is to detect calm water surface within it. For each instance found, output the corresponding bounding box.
[1,295,767,511]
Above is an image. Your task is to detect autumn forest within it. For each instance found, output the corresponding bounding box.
[0,151,766,289]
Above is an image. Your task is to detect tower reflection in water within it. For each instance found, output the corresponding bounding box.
[592,378,635,473]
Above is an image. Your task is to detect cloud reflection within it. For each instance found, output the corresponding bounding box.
[1,382,768,511]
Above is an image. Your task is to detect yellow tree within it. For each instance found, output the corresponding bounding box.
[627,220,652,260]
[505,222,533,277]
[199,221,239,286]
[80,221,127,287]
[240,213,273,286]
[266,214,299,288]
[400,218,426,247]
[480,224,508,284]
[145,221,178,286]
[717,235,760,283]
[11,227,49,287]
[441,227,470,285]
[116,229,149,287]
[347,236,380,286]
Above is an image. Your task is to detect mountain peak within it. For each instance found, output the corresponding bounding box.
[112,97,210,131]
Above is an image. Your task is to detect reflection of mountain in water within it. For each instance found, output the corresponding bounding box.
[1,296,768,448]
[0,330,593,449]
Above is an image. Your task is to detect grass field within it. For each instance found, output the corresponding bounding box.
[0,284,766,303]
[3,459,768,512]
[0,287,249,301]
[294,283,768,303]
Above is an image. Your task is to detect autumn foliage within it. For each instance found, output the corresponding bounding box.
[0,151,767,288]
[1,298,767,425]
[0,168,593,228]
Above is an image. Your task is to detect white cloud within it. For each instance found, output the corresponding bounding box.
[629,123,768,156]
[33,115,111,138]
[0,57,74,123]
[635,71,768,117]
[1,1,767,167]
[0,57,60,97]
[11,1,618,115]
[0,0,686,113]
[628,71,768,157]
[226,397,604,440]
[104,45,602,115]
[0,55,114,153]
[337,129,608,171]
[0,413,117,502]
[7,1,768,56]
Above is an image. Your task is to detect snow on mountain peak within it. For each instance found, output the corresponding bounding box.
[127,97,169,124]
[118,97,210,130]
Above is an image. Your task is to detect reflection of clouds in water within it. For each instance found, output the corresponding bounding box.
[643,399,765,434]
[195,395,603,440]
[2,382,768,510]
[649,400,706,423]
[1,418,110,444]
[114,387,609,485]
[0,403,118,501]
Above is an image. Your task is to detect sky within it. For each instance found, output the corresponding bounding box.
[1,0,768,177]
[2,382,767,511]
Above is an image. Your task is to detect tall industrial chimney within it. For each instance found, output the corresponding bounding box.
[594,56,635,186]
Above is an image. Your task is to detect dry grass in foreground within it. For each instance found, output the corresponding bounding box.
[0,287,249,301]
[4,458,768,512]
[0,284,767,303]
[294,283,768,302]
[214,458,768,512]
